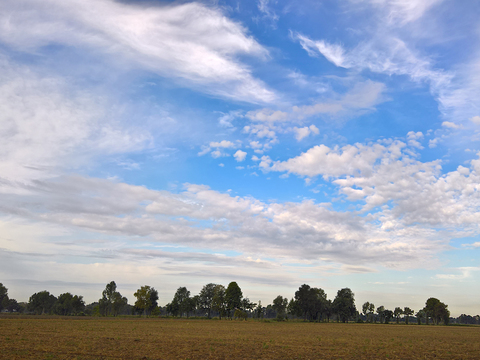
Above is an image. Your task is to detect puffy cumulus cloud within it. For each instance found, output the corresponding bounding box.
[242,80,385,145]
[0,58,151,185]
[470,116,480,125]
[293,125,320,141]
[407,131,424,149]
[0,174,453,272]
[266,136,480,229]
[234,150,247,162]
[0,0,274,103]
[198,140,238,158]
[442,121,461,129]
[267,141,404,179]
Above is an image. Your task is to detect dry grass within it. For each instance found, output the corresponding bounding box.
[0,316,479,359]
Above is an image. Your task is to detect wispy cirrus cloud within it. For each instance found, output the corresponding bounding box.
[0,0,275,103]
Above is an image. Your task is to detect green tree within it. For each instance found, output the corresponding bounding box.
[172,287,192,317]
[255,300,264,319]
[225,282,243,319]
[28,291,57,315]
[394,307,404,324]
[362,302,375,322]
[134,285,158,316]
[323,299,334,322]
[294,284,312,321]
[333,288,356,323]
[198,283,217,318]
[416,309,425,325]
[0,283,8,312]
[55,293,74,315]
[376,306,385,324]
[272,295,288,321]
[384,309,394,323]
[424,298,449,325]
[212,285,226,319]
[99,281,127,316]
[404,307,414,325]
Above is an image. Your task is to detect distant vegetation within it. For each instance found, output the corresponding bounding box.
[1,281,478,325]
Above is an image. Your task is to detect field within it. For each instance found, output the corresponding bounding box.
[1,317,479,359]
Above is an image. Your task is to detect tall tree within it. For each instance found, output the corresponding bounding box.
[404,307,414,325]
[99,281,127,316]
[416,309,426,325]
[225,282,243,319]
[272,295,288,321]
[198,283,217,318]
[173,287,191,317]
[423,297,440,325]
[394,307,404,324]
[0,283,8,312]
[376,306,385,324]
[212,285,226,319]
[294,284,312,321]
[134,285,158,316]
[333,288,356,323]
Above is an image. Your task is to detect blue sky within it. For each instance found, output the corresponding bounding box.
[0,0,479,316]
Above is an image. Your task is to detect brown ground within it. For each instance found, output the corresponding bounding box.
[0,316,479,359]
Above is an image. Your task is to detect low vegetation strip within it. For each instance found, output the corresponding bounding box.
[0,317,479,359]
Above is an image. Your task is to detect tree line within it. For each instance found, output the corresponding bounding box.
[1,281,476,325]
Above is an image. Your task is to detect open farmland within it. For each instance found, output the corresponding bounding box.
[0,317,479,359]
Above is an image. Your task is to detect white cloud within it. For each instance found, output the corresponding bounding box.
[0,0,275,103]
[361,0,444,26]
[234,150,247,162]
[0,58,151,184]
[210,140,236,149]
[407,131,424,149]
[442,121,461,129]
[0,174,454,271]
[295,33,347,67]
[293,125,319,141]
[470,116,480,125]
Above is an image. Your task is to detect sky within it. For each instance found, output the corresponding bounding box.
[0,0,479,316]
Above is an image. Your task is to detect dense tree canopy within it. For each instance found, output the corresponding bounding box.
[333,288,356,323]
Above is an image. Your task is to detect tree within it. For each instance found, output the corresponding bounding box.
[363,302,375,323]
[424,297,440,325]
[225,282,243,319]
[212,285,226,319]
[394,307,404,324]
[198,283,217,318]
[404,307,414,325]
[28,291,57,315]
[255,300,264,319]
[99,281,127,316]
[172,287,191,317]
[333,288,356,323]
[134,286,158,317]
[323,299,334,323]
[376,306,385,324]
[272,295,288,321]
[434,302,450,325]
[0,283,8,312]
[241,297,256,314]
[424,298,449,325]
[295,284,312,321]
[55,293,74,315]
[416,309,426,325]
[384,309,394,323]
